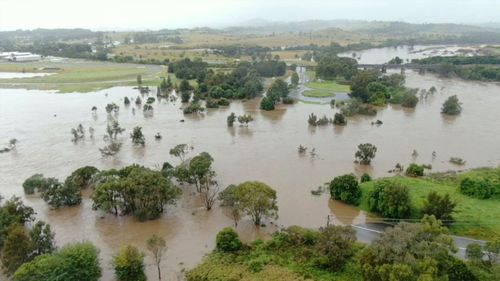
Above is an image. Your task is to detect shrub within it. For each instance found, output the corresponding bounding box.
[65,166,99,189]
[422,191,456,223]
[447,258,478,281]
[405,163,424,177]
[183,102,205,114]
[402,94,419,108]
[368,180,412,219]
[13,242,102,281]
[283,226,319,246]
[216,228,242,252]
[329,174,361,205]
[112,245,146,281]
[227,112,236,127]
[360,173,372,183]
[260,96,275,111]
[22,174,50,194]
[218,98,230,106]
[282,97,294,104]
[333,113,347,125]
[459,177,495,199]
[466,243,484,263]
[41,179,82,208]
[315,225,356,271]
[206,98,219,108]
[442,95,462,115]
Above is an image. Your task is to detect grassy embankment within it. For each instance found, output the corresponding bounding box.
[359,168,500,239]
[186,239,363,281]
[0,60,195,93]
[303,70,351,97]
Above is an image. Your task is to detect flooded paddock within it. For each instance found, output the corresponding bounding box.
[1,70,500,279]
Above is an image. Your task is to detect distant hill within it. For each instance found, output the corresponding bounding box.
[225,19,500,37]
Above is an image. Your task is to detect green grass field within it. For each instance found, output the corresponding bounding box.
[0,60,197,93]
[359,168,500,239]
[303,89,335,97]
[303,81,351,98]
[303,70,351,98]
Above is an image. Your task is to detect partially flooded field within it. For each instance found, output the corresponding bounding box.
[1,69,500,279]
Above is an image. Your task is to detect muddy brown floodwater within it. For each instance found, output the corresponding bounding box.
[1,70,500,280]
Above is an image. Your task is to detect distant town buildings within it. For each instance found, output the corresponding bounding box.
[0,52,42,62]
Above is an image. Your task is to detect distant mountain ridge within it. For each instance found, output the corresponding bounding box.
[224,19,500,36]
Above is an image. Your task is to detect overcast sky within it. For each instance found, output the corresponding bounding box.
[0,0,498,31]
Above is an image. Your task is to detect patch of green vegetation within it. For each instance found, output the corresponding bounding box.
[0,60,178,93]
[187,228,363,281]
[305,81,351,93]
[303,89,334,98]
[359,168,500,239]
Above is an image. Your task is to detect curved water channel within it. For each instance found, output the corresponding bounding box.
[1,56,500,279]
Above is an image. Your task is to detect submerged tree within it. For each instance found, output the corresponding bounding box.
[135,96,142,105]
[130,126,145,146]
[442,95,462,115]
[92,165,181,221]
[227,112,236,127]
[99,142,122,157]
[105,103,120,114]
[169,144,193,162]
[329,174,361,205]
[218,184,242,227]
[70,124,85,142]
[333,113,347,125]
[355,143,377,165]
[232,181,278,225]
[237,114,254,126]
[106,120,125,140]
[147,235,167,281]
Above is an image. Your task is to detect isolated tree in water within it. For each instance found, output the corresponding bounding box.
[237,114,254,126]
[169,144,193,162]
[355,143,377,165]
[441,95,462,115]
[233,181,278,225]
[227,112,236,127]
[130,126,145,146]
[147,235,167,281]
[106,120,125,140]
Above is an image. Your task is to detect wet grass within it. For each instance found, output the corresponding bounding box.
[187,240,363,281]
[359,168,500,240]
[305,81,351,93]
[0,60,195,93]
[303,89,334,97]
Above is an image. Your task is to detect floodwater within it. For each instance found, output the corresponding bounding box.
[1,69,500,279]
[0,72,54,79]
[338,44,483,64]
